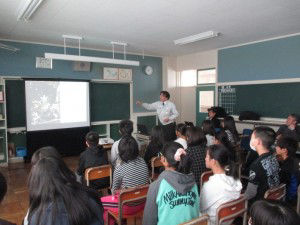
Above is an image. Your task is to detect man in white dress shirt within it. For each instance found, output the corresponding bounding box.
[136,91,179,141]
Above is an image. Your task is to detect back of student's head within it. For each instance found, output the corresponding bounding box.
[85,131,99,147]
[118,136,139,163]
[28,156,101,225]
[253,126,276,149]
[31,146,62,165]
[215,130,234,151]
[206,144,239,180]
[119,120,133,136]
[162,142,191,174]
[223,116,239,139]
[176,123,187,136]
[276,136,298,157]
[186,126,207,147]
[250,200,300,225]
[202,120,215,136]
[0,171,7,203]
[150,125,165,145]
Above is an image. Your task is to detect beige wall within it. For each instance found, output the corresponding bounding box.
[163,50,218,124]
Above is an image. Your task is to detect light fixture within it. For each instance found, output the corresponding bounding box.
[174,31,219,45]
[0,43,20,52]
[44,53,140,66]
[44,35,140,66]
[18,0,46,21]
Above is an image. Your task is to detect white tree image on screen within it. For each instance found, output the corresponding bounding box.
[26,81,90,131]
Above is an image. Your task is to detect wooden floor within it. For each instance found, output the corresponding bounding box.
[0,156,79,225]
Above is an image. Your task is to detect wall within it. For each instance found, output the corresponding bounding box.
[0,40,162,113]
[163,50,217,124]
[218,35,300,82]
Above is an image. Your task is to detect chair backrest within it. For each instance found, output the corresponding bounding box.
[264,183,286,201]
[216,195,248,225]
[151,156,163,180]
[180,214,210,225]
[84,164,112,187]
[297,184,300,215]
[118,185,149,222]
[200,170,213,188]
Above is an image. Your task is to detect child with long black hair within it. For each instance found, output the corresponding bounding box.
[143,142,200,225]
[200,144,242,225]
[222,116,239,144]
[26,148,104,225]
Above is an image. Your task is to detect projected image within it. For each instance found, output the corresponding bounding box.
[30,82,59,125]
[26,81,90,131]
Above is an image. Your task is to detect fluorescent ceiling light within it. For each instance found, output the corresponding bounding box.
[174,31,219,45]
[44,53,140,66]
[0,43,20,52]
[18,0,46,21]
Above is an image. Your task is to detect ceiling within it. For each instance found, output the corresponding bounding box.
[0,0,300,56]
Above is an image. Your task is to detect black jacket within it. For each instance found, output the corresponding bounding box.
[77,146,108,176]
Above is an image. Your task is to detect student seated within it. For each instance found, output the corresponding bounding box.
[222,116,239,145]
[244,126,280,204]
[77,131,109,190]
[249,200,300,225]
[208,107,221,129]
[277,114,300,141]
[174,123,188,149]
[275,136,300,204]
[202,120,215,146]
[214,130,235,161]
[200,144,242,225]
[143,142,200,225]
[0,172,16,225]
[144,125,165,170]
[101,136,149,220]
[111,119,134,166]
[25,151,104,225]
[186,126,208,186]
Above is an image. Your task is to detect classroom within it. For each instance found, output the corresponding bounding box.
[0,1,300,225]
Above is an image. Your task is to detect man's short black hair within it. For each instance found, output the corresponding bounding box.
[253,126,276,149]
[276,136,298,157]
[119,120,133,136]
[289,114,299,123]
[160,91,170,99]
[0,171,7,202]
[208,107,217,113]
[118,136,139,163]
[85,131,99,147]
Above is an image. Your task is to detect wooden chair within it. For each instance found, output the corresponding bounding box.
[84,164,112,194]
[264,183,286,201]
[107,185,149,225]
[216,195,248,225]
[150,156,163,182]
[297,184,300,215]
[200,170,213,188]
[180,214,210,225]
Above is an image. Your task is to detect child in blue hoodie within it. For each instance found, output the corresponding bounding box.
[143,142,200,225]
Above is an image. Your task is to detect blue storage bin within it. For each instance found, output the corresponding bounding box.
[16,147,27,157]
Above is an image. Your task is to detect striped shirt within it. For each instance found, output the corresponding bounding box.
[112,157,149,193]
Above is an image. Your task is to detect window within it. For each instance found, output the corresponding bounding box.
[197,68,216,84]
[180,70,197,87]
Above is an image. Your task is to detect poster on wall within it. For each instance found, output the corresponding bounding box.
[103,67,119,80]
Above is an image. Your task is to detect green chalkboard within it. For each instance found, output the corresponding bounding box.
[5,80,26,128]
[219,82,300,118]
[90,82,130,122]
[137,115,157,134]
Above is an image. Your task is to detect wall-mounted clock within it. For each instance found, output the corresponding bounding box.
[144,65,153,76]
